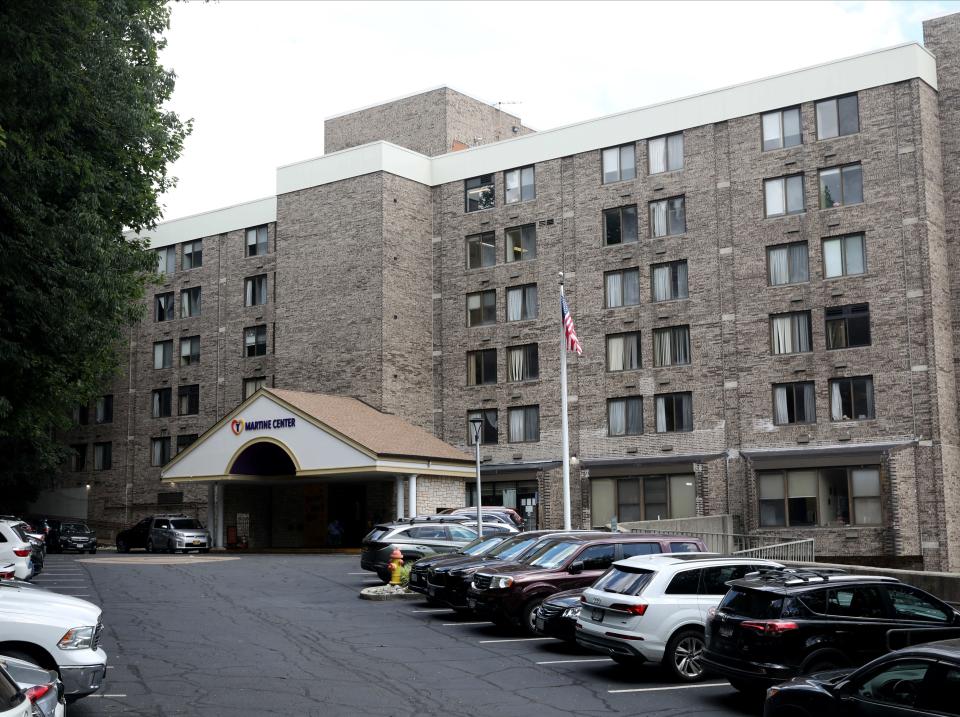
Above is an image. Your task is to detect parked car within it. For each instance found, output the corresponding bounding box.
[7,522,43,574]
[0,663,30,717]
[0,579,107,701]
[576,554,783,681]
[54,522,97,554]
[2,656,65,717]
[407,533,511,594]
[442,506,525,529]
[468,533,707,633]
[116,515,210,553]
[533,588,585,642]
[703,567,960,694]
[0,522,33,581]
[361,520,481,582]
[456,520,518,535]
[763,638,960,717]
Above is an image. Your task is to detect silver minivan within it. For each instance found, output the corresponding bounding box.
[149,515,211,553]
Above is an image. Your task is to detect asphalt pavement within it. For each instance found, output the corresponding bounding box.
[33,553,765,716]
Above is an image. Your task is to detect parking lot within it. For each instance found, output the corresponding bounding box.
[29,553,762,716]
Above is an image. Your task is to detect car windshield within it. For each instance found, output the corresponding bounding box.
[593,566,655,596]
[62,523,89,535]
[462,536,506,556]
[488,535,539,560]
[718,588,785,619]
[171,519,202,530]
[526,541,581,569]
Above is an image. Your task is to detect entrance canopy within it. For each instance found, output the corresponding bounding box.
[161,387,474,483]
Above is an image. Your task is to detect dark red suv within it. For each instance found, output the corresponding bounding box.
[466,533,706,633]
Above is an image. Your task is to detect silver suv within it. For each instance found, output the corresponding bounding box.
[149,515,210,554]
[362,518,492,583]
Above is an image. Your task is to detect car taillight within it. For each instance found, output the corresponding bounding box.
[0,571,13,579]
[13,549,30,557]
[609,603,647,616]
[25,684,51,703]
[741,619,799,635]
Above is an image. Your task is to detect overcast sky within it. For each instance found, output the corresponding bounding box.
[156,0,959,222]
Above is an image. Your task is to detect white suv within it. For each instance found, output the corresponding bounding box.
[0,522,33,581]
[576,554,782,681]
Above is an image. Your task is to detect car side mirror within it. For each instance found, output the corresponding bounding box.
[569,561,584,575]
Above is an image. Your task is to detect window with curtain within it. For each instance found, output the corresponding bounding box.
[182,239,203,270]
[766,242,809,285]
[508,405,540,443]
[151,437,171,467]
[151,388,171,418]
[653,326,691,367]
[759,466,879,527]
[93,442,112,471]
[606,332,641,371]
[506,284,538,321]
[604,268,641,308]
[655,392,693,432]
[651,260,688,302]
[507,344,539,382]
[465,174,495,212]
[180,287,201,318]
[466,349,497,386]
[73,405,89,425]
[155,292,175,322]
[819,163,863,208]
[467,409,498,445]
[178,384,200,416]
[244,376,266,399]
[245,275,267,307]
[649,196,686,237]
[70,444,86,472]
[602,143,636,184]
[823,234,866,278]
[246,225,268,256]
[594,475,696,525]
[761,107,802,151]
[466,290,497,326]
[95,395,113,424]
[770,311,812,354]
[179,335,200,365]
[764,174,805,217]
[648,132,684,174]
[825,304,870,349]
[153,340,173,369]
[604,205,638,245]
[830,376,874,421]
[607,397,643,436]
[156,247,175,275]
[505,224,536,263]
[504,166,535,204]
[816,94,859,140]
[244,326,267,357]
[466,232,496,269]
[772,381,816,425]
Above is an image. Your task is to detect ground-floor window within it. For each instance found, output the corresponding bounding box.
[590,474,696,527]
[757,465,881,527]
[466,479,538,529]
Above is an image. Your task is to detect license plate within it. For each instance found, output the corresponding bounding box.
[427,586,436,597]
[719,625,733,638]
[536,617,545,632]
[467,598,476,609]
[591,607,604,622]
[192,540,201,545]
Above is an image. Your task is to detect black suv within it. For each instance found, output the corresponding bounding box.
[704,568,960,694]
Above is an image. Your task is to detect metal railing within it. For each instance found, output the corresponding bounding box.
[628,527,815,562]
[733,538,815,562]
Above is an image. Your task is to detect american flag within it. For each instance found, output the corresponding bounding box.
[560,292,583,355]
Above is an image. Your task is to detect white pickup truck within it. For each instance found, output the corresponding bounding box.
[0,581,107,701]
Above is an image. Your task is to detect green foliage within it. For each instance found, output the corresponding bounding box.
[0,0,190,503]
[399,560,416,588]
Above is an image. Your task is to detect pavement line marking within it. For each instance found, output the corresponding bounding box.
[87,694,127,698]
[347,572,369,575]
[441,621,491,626]
[608,682,729,694]
[537,657,614,665]
[410,609,453,613]
[478,637,557,644]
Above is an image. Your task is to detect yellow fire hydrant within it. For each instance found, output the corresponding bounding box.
[388,547,404,586]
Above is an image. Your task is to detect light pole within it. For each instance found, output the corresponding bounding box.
[469,416,484,538]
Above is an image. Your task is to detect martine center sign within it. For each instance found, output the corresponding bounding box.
[231,416,296,436]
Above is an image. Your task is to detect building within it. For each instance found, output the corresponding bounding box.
[49,14,960,570]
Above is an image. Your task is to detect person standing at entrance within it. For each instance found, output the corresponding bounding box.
[327,519,343,547]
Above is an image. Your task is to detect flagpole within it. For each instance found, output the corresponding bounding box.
[559,272,572,531]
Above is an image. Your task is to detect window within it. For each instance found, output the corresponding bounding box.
[604,205,638,245]
[770,311,812,354]
[507,344,539,382]
[465,232,496,269]
[153,340,173,369]
[151,437,171,467]
[758,466,881,527]
[828,586,886,619]
[606,331,641,371]
[508,405,540,443]
[823,234,866,278]
[155,292,175,322]
[886,586,950,623]
[465,174,495,212]
[156,246,175,275]
[651,260,688,302]
[505,224,536,263]
[151,388,172,418]
[467,409,498,445]
[767,242,809,285]
[648,133,683,174]
[819,163,863,208]
[244,376,266,400]
[602,143,636,184]
[73,405,89,425]
[856,660,931,709]
[94,395,113,424]
[180,287,201,318]
[246,225,268,257]
[178,384,200,416]
[591,475,696,526]
[826,304,870,349]
[655,392,693,432]
[764,175,805,217]
[772,381,816,425]
[604,268,640,308]
[93,442,112,471]
[182,239,202,269]
[665,570,701,595]
[466,349,497,386]
[245,275,267,307]
[608,397,643,436]
[701,565,754,595]
[506,284,537,321]
[447,525,477,541]
[816,94,859,140]
[70,444,86,472]
[653,326,691,367]
[762,107,802,151]
[180,335,200,366]
[244,325,267,357]
[830,376,874,421]
[649,196,686,237]
[622,543,660,558]
[466,290,496,327]
[177,434,197,453]
[577,544,616,571]
[504,166,535,204]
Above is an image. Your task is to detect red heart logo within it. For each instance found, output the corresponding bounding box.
[231,419,244,435]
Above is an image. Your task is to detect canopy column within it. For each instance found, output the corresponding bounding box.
[395,475,405,520]
[408,474,418,517]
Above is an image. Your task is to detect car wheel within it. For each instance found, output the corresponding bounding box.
[116,539,128,553]
[522,599,542,636]
[801,649,847,674]
[146,539,154,553]
[664,628,707,682]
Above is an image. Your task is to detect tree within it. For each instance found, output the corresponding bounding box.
[0,0,190,505]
